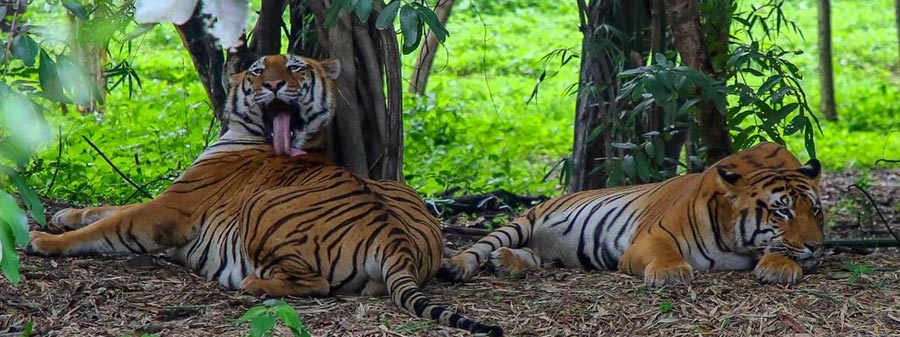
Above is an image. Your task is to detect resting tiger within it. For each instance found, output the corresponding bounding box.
[25,54,502,336]
[441,143,824,287]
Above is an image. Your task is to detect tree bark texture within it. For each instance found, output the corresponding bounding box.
[255,0,287,56]
[174,6,229,125]
[817,0,837,121]
[663,0,732,165]
[309,0,403,180]
[569,0,617,193]
[409,0,454,95]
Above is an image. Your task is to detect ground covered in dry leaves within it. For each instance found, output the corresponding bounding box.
[2,170,899,337]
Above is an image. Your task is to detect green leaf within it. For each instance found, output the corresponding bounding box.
[62,0,89,20]
[249,315,276,337]
[324,0,349,28]
[21,321,33,337]
[842,263,874,275]
[760,102,798,131]
[757,75,782,96]
[38,50,66,102]
[375,1,401,29]
[274,304,307,336]
[622,155,636,179]
[804,123,816,159]
[9,171,46,227]
[586,125,604,143]
[399,4,422,54]
[413,3,448,43]
[0,191,29,246]
[12,35,39,67]
[643,141,655,162]
[0,215,22,284]
[353,0,373,22]
[236,306,267,323]
[634,151,650,182]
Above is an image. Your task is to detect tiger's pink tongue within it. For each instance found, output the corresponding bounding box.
[272,113,305,157]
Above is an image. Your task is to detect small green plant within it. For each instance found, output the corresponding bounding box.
[842,263,875,284]
[392,321,432,333]
[236,300,310,337]
[658,301,674,314]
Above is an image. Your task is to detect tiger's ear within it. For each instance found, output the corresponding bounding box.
[717,166,742,185]
[320,59,341,80]
[797,159,821,180]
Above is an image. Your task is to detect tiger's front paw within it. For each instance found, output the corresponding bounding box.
[24,231,64,257]
[437,254,479,283]
[644,260,694,288]
[754,254,803,285]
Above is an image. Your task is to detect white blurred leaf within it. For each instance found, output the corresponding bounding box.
[134,0,199,25]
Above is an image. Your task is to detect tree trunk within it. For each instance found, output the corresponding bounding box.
[663,0,732,165]
[569,0,617,193]
[309,0,403,180]
[409,0,454,95]
[174,6,229,126]
[255,0,287,55]
[818,0,837,121]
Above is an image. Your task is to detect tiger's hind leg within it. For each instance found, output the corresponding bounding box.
[439,217,535,282]
[485,247,542,278]
[26,199,194,257]
[241,273,330,297]
[53,205,134,230]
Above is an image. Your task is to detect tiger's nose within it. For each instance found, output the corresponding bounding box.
[264,79,285,90]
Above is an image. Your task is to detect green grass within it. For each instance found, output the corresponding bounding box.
[23,0,900,205]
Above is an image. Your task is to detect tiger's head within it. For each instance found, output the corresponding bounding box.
[714,143,824,272]
[225,54,340,156]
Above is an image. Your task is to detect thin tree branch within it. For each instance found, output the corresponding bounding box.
[848,183,900,242]
[81,135,152,199]
[44,126,63,195]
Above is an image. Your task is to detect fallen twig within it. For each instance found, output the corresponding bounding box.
[441,226,491,237]
[825,238,900,248]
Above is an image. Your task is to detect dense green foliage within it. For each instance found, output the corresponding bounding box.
[9,0,899,209]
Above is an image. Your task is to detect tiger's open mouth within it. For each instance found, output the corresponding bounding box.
[262,99,306,157]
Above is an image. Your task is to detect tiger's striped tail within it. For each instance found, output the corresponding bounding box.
[384,260,503,336]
